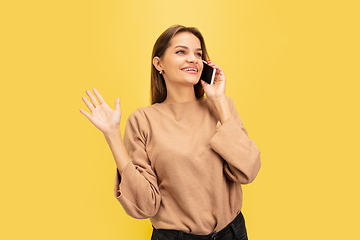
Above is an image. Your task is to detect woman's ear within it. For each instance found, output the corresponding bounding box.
[153,56,163,72]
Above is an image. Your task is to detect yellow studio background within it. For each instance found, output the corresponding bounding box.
[0,0,359,239]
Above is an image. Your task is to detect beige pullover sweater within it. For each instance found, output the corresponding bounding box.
[114,97,261,235]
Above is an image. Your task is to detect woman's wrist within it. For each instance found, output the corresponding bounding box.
[211,96,232,124]
[104,127,121,140]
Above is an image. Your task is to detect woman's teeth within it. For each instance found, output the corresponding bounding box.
[182,68,198,72]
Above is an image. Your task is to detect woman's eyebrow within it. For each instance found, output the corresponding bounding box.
[175,45,202,51]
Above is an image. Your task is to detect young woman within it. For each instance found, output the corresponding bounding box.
[80,25,261,240]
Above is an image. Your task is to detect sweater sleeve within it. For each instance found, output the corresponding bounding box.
[209,97,261,184]
[113,109,161,219]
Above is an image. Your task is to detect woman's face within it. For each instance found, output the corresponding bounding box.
[157,32,204,87]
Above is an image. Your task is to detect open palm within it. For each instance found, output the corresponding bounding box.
[79,88,121,134]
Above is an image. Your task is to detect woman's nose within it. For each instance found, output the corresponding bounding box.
[186,54,197,63]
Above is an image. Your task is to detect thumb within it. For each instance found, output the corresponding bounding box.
[201,80,209,88]
[114,98,121,110]
[201,80,210,91]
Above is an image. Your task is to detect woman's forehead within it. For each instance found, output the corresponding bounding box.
[169,32,201,48]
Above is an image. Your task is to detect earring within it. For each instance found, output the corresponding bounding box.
[159,71,162,74]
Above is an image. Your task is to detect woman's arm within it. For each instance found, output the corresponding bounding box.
[104,129,130,174]
[210,98,261,184]
[80,89,161,218]
[201,63,261,184]
[114,109,161,218]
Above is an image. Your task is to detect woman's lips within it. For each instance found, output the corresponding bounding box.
[181,67,199,74]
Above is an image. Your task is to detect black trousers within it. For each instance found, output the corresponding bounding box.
[151,212,248,240]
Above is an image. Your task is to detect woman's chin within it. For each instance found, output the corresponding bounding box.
[184,77,201,86]
[187,80,200,86]
[167,76,201,87]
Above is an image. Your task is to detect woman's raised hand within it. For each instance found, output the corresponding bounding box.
[201,61,232,123]
[79,88,121,135]
[200,61,226,101]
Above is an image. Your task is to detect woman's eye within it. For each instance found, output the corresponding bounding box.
[196,53,202,57]
[176,50,185,54]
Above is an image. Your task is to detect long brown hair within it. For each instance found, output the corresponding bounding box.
[151,25,210,104]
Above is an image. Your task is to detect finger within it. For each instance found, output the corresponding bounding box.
[207,61,222,72]
[201,80,212,95]
[82,96,95,112]
[209,63,220,71]
[212,65,223,76]
[86,90,100,108]
[92,88,106,105]
[114,97,121,110]
[200,80,209,88]
[79,108,92,119]
[206,61,216,67]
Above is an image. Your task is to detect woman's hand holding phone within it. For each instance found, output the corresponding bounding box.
[79,88,122,135]
[201,61,231,123]
[201,61,226,101]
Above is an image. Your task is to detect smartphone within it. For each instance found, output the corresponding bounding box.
[201,60,216,85]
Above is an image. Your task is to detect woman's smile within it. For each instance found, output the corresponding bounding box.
[181,65,199,74]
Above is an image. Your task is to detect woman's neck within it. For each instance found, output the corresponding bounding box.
[162,84,197,104]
